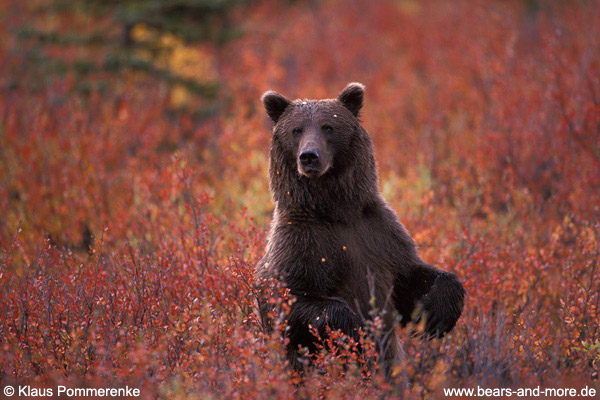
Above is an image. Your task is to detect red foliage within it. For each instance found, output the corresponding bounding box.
[0,0,599,398]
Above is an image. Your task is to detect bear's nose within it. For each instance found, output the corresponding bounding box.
[299,149,319,166]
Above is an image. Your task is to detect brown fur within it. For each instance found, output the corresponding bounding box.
[256,83,465,379]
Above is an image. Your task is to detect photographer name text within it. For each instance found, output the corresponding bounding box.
[3,385,140,398]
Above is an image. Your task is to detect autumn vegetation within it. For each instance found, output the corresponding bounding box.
[1,0,599,398]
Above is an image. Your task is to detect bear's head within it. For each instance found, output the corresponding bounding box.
[262,83,365,179]
[261,83,379,218]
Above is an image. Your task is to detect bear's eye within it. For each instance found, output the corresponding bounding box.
[292,127,303,135]
[322,124,334,133]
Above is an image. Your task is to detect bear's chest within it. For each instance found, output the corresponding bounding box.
[268,219,373,295]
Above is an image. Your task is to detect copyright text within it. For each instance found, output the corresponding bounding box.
[3,385,140,397]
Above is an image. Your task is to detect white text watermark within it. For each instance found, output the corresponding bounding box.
[3,385,140,398]
[443,385,597,398]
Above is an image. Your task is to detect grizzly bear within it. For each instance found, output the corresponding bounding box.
[255,83,465,379]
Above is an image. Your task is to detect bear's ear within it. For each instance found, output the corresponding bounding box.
[261,91,292,124]
[338,82,365,117]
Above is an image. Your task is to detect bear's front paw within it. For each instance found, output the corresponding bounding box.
[419,271,465,338]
